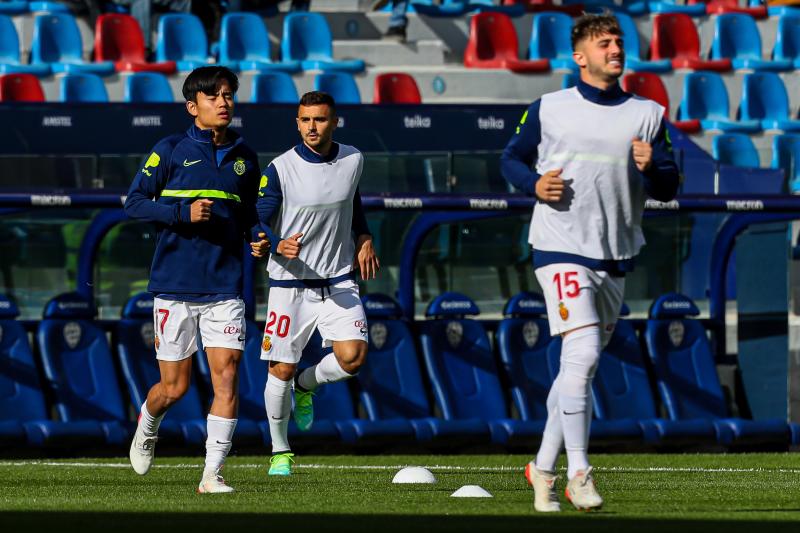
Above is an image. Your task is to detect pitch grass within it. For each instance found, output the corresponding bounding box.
[1,454,799,532]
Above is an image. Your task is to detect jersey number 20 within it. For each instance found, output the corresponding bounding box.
[265,312,291,338]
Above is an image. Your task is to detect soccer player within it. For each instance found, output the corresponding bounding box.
[501,13,679,511]
[256,91,379,476]
[124,66,268,493]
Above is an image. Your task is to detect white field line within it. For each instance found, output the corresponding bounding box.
[2,461,800,474]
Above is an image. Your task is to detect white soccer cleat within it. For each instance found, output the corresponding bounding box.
[565,466,603,511]
[129,429,157,476]
[197,469,235,494]
[525,462,561,512]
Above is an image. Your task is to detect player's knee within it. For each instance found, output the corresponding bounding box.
[160,381,189,406]
[336,342,367,374]
[269,361,297,381]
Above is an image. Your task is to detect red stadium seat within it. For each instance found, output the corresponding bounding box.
[0,73,45,102]
[650,13,733,72]
[622,72,701,133]
[373,73,421,104]
[690,0,767,18]
[94,14,176,74]
[502,0,585,16]
[464,12,549,72]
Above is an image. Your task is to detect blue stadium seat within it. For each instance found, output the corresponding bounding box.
[251,72,298,104]
[0,2,27,15]
[419,292,516,444]
[739,73,800,132]
[218,12,300,73]
[124,72,174,103]
[644,293,789,446]
[281,13,365,72]
[0,14,50,75]
[28,2,70,12]
[771,134,800,192]
[30,13,114,75]
[59,73,108,103]
[313,72,361,104]
[36,293,129,445]
[648,0,709,16]
[773,13,800,69]
[412,1,525,18]
[116,293,207,445]
[712,133,760,168]
[677,72,760,133]
[528,12,577,71]
[620,0,650,16]
[711,13,793,71]
[615,12,672,73]
[155,14,208,72]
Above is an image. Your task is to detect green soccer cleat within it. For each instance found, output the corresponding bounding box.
[268,452,295,476]
[293,388,315,431]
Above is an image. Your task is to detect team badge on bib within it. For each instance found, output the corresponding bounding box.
[558,302,569,321]
[262,335,272,352]
[234,158,246,176]
[154,334,160,350]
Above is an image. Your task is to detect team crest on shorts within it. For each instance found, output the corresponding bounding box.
[558,302,569,321]
[262,335,272,352]
[233,158,246,176]
[154,333,160,350]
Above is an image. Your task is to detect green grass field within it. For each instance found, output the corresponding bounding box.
[2,453,799,532]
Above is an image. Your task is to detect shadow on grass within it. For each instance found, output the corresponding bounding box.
[2,512,799,533]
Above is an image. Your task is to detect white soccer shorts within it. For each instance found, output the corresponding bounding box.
[535,263,625,347]
[152,297,246,361]
[260,279,368,364]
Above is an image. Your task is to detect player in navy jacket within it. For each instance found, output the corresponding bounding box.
[124,67,268,493]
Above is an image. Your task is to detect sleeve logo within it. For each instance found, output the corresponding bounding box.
[234,158,246,176]
[142,152,160,176]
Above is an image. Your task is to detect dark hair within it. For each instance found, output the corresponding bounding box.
[571,12,622,50]
[299,91,336,113]
[182,66,239,102]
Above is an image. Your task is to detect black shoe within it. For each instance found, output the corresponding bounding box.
[383,25,406,43]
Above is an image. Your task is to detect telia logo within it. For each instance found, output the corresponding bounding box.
[135,299,153,308]
[477,116,505,130]
[366,301,393,310]
[58,301,88,310]
[440,301,471,310]
[403,115,431,128]
[663,301,690,310]
[0,301,10,309]
[518,299,543,308]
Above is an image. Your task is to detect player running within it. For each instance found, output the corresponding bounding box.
[501,13,679,511]
[256,91,379,476]
[124,66,268,493]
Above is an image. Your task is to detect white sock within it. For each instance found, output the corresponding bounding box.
[204,414,237,477]
[265,374,292,453]
[139,401,165,437]
[557,325,600,480]
[535,374,563,473]
[297,353,353,391]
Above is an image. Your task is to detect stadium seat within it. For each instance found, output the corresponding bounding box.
[771,134,800,192]
[677,72,760,133]
[504,0,585,16]
[124,72,174,103]
[698,0,767,18]
[218,12,300,73]
[0,14,50,75]
[712,133,760,168]
[155,14,209,71]
[648,0,706,16]
[115,293,207,445]
[314,72,361,105]
[739,73,800,132]
[615,12,672,73]
[0,73,45,101]
[649,13,732,72]
[528,12,576,71]
[623,72,703,133]
[94,14,176,74]
[0,2,26,15]
[419,292,517,444]
[250,72,298,104]
[281,13,365,72]
[31,13,115,75]
[773,13,800,69]
[59,73,108,103]
[36,292,129,445]
[644,293,789,446]
[464,12,549,72]
[413,0,525,17]
[373,73,422,104]
[711,14,793,71]
[28,2,70,13]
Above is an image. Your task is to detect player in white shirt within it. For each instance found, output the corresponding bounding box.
[255,91,379,475]
[501,13,679,511]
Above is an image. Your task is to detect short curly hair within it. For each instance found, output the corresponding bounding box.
[571,12,622,50]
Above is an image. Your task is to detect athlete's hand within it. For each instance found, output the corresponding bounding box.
[535,169,564,202]
[190,199,214,222]
[354,234,380,280]
[632,138,653,172]
[250,232,270,258]
[277,232,303,259]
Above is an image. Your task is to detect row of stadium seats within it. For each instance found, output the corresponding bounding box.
[2,290,798,450]
[0,71,422,103]
[712,133,800,189]
[465,11,800,73]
